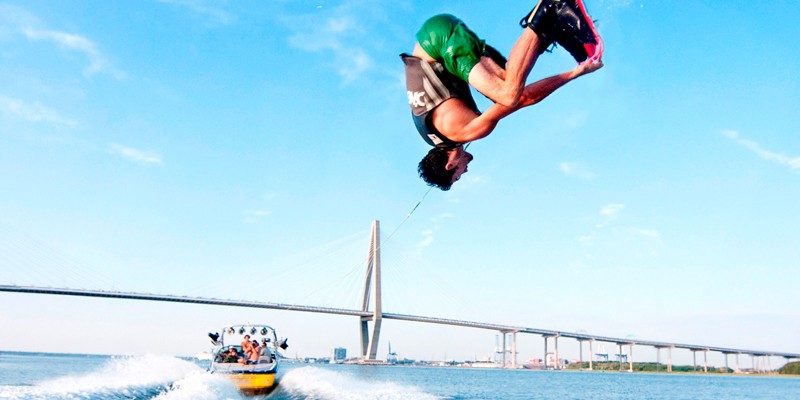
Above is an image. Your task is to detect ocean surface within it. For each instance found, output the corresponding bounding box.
[1,352,798,400]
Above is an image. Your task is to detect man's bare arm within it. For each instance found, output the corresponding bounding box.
[516,60,603,107]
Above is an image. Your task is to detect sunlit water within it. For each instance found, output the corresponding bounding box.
[1,352,798,399]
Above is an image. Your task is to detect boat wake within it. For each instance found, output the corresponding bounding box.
[0,356,445,400]
[0,355,245,400]
[275,366,444,400]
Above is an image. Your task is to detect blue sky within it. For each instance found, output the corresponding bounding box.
[1,0,799,366]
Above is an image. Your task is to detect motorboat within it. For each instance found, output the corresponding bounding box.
[207,324,288,395]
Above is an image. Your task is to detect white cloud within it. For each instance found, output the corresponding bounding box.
[622,227,661,239]
[600,204,624,217]
[577,203,623,244]
[23,28,125,79]
[0,95,77,127]
[559,162,597,180]
[577,202,660,265]
[108,143,163,165]
[245,210,271,217]
[337,48,372,83]
[1,4,123,78]
[417,228,434,249]
[722,130,800,172]
[157,0,235,25]
[430,213,453,223]
[449,173,488,191]
[597,0,635,9]
[327,15,354,34]
[578,234,595,244]
[243,209,271,224]
[593,0,638,22]
[596,203,624,228]
[417,236,434,249]
[283,6,374,84]
[0,4,39,39]
[416,214,456,252]
[261,192,278,201]
[565,110,589,129]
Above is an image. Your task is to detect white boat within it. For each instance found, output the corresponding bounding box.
[207,324,288,395]
[464,360,500,368]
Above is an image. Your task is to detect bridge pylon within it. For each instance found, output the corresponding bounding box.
[359,220,382,360]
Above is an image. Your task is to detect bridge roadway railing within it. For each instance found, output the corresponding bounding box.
[2,284,799,359]
[381,312,800,358]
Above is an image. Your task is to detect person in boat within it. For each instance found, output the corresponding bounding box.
[222,346,240,363]
[248,340,261,364]
[239,340,261,365]
[238,335,255,364]
[241,335,254,354]
[402,0,603,190]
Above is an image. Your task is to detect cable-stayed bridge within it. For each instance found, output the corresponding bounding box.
[2,221,798,373]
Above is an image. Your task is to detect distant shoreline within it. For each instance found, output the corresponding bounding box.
[0,350,113,358]
[3,351,798,377]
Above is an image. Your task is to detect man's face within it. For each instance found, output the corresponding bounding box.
[446,146,474,183]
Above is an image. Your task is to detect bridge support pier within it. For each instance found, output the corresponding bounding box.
[656,345,671,372]
[589,340,594,371]
[577,339,592,370]
[554,334,560,370]
[693,351,698,372]
[501,332,507,368]
[543,335,549,369]
[656,347,661,372]
[359,221,382,361]
[767,356,772,374]
[543,336,546,369]
[668,347,673,372]
[703,350,708,373]
[629,344,634,372]
[511,332,517,369]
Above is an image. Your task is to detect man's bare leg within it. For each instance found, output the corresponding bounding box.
[468,28,543,108]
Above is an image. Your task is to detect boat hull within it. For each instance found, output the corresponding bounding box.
[225,371,277,395]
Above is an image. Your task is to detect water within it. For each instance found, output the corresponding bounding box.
[1,352,798,400]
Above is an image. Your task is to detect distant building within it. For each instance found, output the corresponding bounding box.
[387,341,397,364]
[331,347,347,363]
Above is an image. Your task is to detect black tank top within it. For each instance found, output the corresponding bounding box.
[401,53,480,149]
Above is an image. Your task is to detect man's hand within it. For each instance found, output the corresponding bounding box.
[570,59,604,79]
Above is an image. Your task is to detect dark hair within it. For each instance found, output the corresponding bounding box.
[418,147,455,191]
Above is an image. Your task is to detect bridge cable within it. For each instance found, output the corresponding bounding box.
[380,141,470,247]
[296,186,435,308]
[381,186,434,246]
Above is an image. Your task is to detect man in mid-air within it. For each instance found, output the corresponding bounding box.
[402,0,604,190]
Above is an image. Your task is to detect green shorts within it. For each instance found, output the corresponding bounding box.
[416,14,488,83]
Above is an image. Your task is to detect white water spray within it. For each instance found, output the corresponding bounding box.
[278,367,443,400]
[0,355,242,400]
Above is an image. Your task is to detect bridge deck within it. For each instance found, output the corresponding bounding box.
[1,285,798,359]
